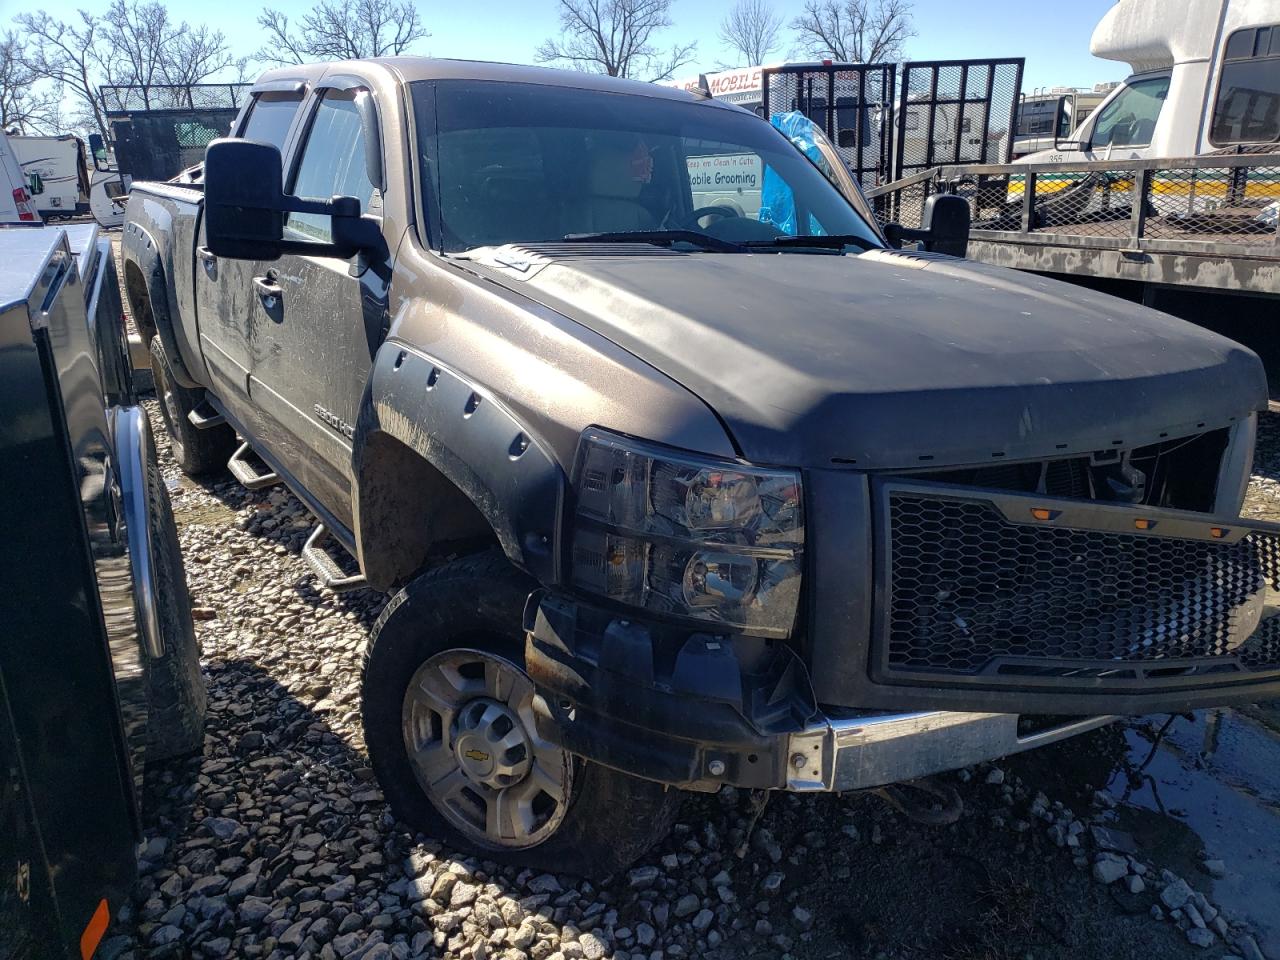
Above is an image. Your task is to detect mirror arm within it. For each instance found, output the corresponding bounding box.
[883,223,932,249]
[278,195,340,217]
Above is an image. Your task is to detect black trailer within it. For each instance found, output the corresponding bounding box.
[100,83,250,183]
[0,223,204,959]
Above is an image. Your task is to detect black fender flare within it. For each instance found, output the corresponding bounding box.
[121,219,199,389]
[351,343,565,591]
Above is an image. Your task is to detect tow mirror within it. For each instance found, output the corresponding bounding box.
[87,133,110,172]
[883,193,971,258]
[203,138,383,263]
[1053,97,1087,152]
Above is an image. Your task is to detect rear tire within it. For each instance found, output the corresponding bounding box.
[361,550,680,877]
[149,335,236,476]
[143,452,207,759]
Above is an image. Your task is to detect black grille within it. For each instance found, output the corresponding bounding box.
[882,489,1280,682]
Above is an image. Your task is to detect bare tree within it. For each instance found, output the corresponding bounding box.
[791,0,914,63]
[719,0,783,67]
[1,31,62,134]
[102,1,234,101]
[536,0,697,81]
[12,11,110,139]
[164,26,240,87]
[13,3,236,135]
[256,0,429,64]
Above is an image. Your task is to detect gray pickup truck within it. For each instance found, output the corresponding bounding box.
[122,57,1280,876]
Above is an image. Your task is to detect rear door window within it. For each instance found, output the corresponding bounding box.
[1211,24,1280,145]
[240,92,304,149]
[285,90,378,243]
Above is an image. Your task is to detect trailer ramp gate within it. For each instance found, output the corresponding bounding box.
[760,59,1024,190]
[894,59,1025,179]
[761,63,897,190]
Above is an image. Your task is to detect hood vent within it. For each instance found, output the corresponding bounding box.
[466,242,685,278]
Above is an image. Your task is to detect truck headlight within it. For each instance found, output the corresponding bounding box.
[570,429,804,638]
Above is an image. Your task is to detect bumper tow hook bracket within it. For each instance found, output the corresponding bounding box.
[873,777,964,826]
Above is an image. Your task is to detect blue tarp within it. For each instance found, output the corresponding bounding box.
[759,111,828,236]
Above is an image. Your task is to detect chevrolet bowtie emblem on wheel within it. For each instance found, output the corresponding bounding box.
[464,749,490,763]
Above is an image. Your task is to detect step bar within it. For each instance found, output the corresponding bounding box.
[302,524,368,593]
[227,441,280,491]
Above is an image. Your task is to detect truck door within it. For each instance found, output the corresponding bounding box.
[195,86,307,421]
[247,82,391,532]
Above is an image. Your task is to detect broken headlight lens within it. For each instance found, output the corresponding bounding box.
[570,429,803,637]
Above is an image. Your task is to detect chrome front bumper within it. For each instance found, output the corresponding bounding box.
[784,711,1116,792]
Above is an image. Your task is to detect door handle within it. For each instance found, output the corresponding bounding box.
[253,275,282,301]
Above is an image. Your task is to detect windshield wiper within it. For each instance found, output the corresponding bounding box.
[742,235,879,252]
[562,230,746,253]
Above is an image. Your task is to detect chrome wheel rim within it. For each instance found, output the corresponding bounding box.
[401,648,572,849]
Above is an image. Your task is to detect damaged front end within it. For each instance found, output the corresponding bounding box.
[525,415,1280,794]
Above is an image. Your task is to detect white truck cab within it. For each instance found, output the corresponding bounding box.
[1021,0,1280,163]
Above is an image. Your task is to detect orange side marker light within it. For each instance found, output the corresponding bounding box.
[1211,527,1228,539]
[1134,518,1154,531]
[81,899,110,959]
[1030,508,1060,521]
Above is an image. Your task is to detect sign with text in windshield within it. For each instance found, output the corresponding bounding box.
[686,153,764,218]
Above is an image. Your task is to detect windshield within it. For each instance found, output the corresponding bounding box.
[411,80,882,253]
[1090,76,1170,148]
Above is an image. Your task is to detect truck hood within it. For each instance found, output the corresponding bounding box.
[466,245,1267,468]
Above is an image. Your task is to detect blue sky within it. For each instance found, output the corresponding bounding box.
[20,0,1125,92]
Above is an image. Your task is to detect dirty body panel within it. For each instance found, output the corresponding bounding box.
[464,245,1266,469]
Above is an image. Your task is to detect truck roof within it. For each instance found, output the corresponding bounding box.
[1090,0,1226,72]
[251,57,733,108]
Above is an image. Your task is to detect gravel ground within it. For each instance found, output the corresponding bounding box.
[97,401,1278,960]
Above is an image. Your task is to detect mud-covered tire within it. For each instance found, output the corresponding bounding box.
[144,452,207,759]
[362,551,680,877]
[149,335,236,476]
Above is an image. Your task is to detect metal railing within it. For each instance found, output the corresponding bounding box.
[101,83,251,114]
[867,154,1280,259]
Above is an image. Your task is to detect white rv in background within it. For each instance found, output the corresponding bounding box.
[8,135,91,219]
[1021,0,1280,163]
[0,131,40,223]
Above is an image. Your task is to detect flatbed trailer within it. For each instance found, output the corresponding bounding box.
[867,153,1280,391]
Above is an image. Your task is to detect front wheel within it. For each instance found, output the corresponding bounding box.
[149,335,236,476]
[361,551,680,877]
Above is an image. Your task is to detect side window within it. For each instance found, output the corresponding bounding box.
[285,90,378,243]
[1211,25,1280,145]
[1090,76,1170,148]
[239,92,304,150]
[433,126,553,249]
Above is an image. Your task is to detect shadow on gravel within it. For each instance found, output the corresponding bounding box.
[104,658,402,958]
